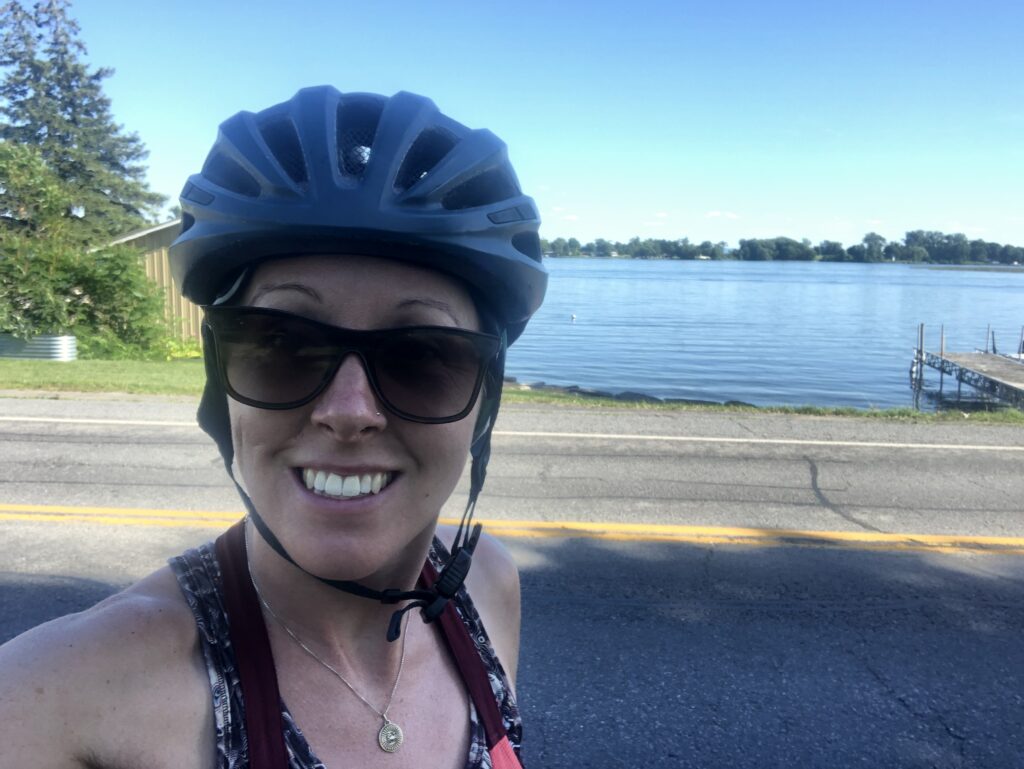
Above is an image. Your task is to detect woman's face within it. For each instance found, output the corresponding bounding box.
[229,254,483,585]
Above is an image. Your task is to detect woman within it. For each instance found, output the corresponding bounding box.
[0,86,546,768]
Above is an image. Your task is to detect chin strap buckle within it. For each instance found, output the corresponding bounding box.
[385,523,483,641]
[421,523,482,622]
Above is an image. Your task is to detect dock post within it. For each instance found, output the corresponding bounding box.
[939,325,945,396]
[985,324,991,353]
[1018,326,1023,356]
[917,323,925,389]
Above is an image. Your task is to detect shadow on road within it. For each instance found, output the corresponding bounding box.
[1,538,1021,768]
[0,572,124,641]
[512,537,1024,769]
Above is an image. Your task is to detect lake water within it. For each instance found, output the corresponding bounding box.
[504,259,1024,409]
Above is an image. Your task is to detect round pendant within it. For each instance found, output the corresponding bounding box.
[378,720,403,753]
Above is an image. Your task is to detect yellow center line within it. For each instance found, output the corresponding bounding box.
[1,503,1022,554]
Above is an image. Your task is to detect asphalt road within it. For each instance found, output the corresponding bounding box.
[1,393,1023,768]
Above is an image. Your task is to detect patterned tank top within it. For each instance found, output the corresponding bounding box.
[169,537,523,768]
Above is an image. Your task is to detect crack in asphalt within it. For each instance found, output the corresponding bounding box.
[805,455,881,532]
[700,547,715,594]
[860,656,967,767]
[731,418,759,438]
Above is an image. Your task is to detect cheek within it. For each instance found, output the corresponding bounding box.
[228,402,302,481]
[410,419,477,496]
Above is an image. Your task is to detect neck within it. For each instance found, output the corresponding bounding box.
[243,518,434,667]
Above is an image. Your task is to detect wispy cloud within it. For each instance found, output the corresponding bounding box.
[705,210,739,220]
[655,211,669,218]
[561,214,579,221]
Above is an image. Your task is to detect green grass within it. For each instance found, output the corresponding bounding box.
[0,358,206,396]
[501,385,1024,424]
[1,358,1022,424]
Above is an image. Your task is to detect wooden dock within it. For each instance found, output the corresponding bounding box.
[921,352,1024,408]
[912,324,1024,409]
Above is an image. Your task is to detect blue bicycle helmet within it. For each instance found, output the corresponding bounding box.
[169,86,547,640]
[172,85,545,341]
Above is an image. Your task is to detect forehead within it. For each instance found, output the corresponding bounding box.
[242,254,481,328]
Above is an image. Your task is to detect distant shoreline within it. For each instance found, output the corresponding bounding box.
[544,255,1024,271]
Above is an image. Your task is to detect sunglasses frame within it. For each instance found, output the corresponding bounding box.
[202,305,501,424]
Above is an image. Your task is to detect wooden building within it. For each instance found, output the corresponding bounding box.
[109,219,203,341]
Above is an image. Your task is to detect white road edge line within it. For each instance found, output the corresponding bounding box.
[0,416,195,427]
[1,416,1022,452]
[496,430,1024,452]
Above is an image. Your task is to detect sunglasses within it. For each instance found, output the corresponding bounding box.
[203,306,501,423]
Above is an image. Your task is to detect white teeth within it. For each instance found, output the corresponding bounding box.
[341,475,360,497]
[324,473,343,496]
[302,469,391,499]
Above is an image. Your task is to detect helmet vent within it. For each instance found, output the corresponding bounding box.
[202,153,261,198]
[512,231,543,262]
[442,168,520,211]
[336,97,384,179]
[394,128,457,192]
[258,116,307,184]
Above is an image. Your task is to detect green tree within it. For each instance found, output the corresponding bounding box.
[773,237,815,261]
[0,0,164,244]
[846,244,867,261]
[905,245,928,263]
[737,239,775,260]
[862,232,886,262]
[566,237,581,256]
[0,141,166,355]
[817,240,847,261]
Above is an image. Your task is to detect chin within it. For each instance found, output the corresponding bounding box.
[278,521,435,588]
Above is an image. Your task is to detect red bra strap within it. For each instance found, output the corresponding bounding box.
[215,521,289,769]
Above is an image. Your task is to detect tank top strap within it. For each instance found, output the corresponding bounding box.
[214,521,289,768]
[423,546,525,768]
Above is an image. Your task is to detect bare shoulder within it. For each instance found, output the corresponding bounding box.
[0,566,213,768]
[435,525,521,686]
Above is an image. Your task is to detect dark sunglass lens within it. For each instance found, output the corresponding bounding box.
[374,330,486,418]
[217,313,333,405]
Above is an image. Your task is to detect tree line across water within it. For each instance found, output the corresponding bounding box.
[541,232,1024,265]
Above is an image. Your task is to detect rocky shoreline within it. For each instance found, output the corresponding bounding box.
[501,376,755,408]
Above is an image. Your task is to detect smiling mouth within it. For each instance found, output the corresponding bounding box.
[300,468,394,499]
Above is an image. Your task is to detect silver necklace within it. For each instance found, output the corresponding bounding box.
[248,562,410,753]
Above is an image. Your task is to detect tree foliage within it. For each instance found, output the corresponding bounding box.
[0,1,169,357]
[0,141,166,355]
[0,0,163,243]
[541,230,1023,265]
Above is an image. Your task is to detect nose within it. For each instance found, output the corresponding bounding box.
[309,353,386,438]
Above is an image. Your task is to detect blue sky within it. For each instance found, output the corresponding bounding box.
[72,0,1024,248]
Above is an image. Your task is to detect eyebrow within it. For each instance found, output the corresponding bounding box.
[249,282,323,304]
[395,298,462,325]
